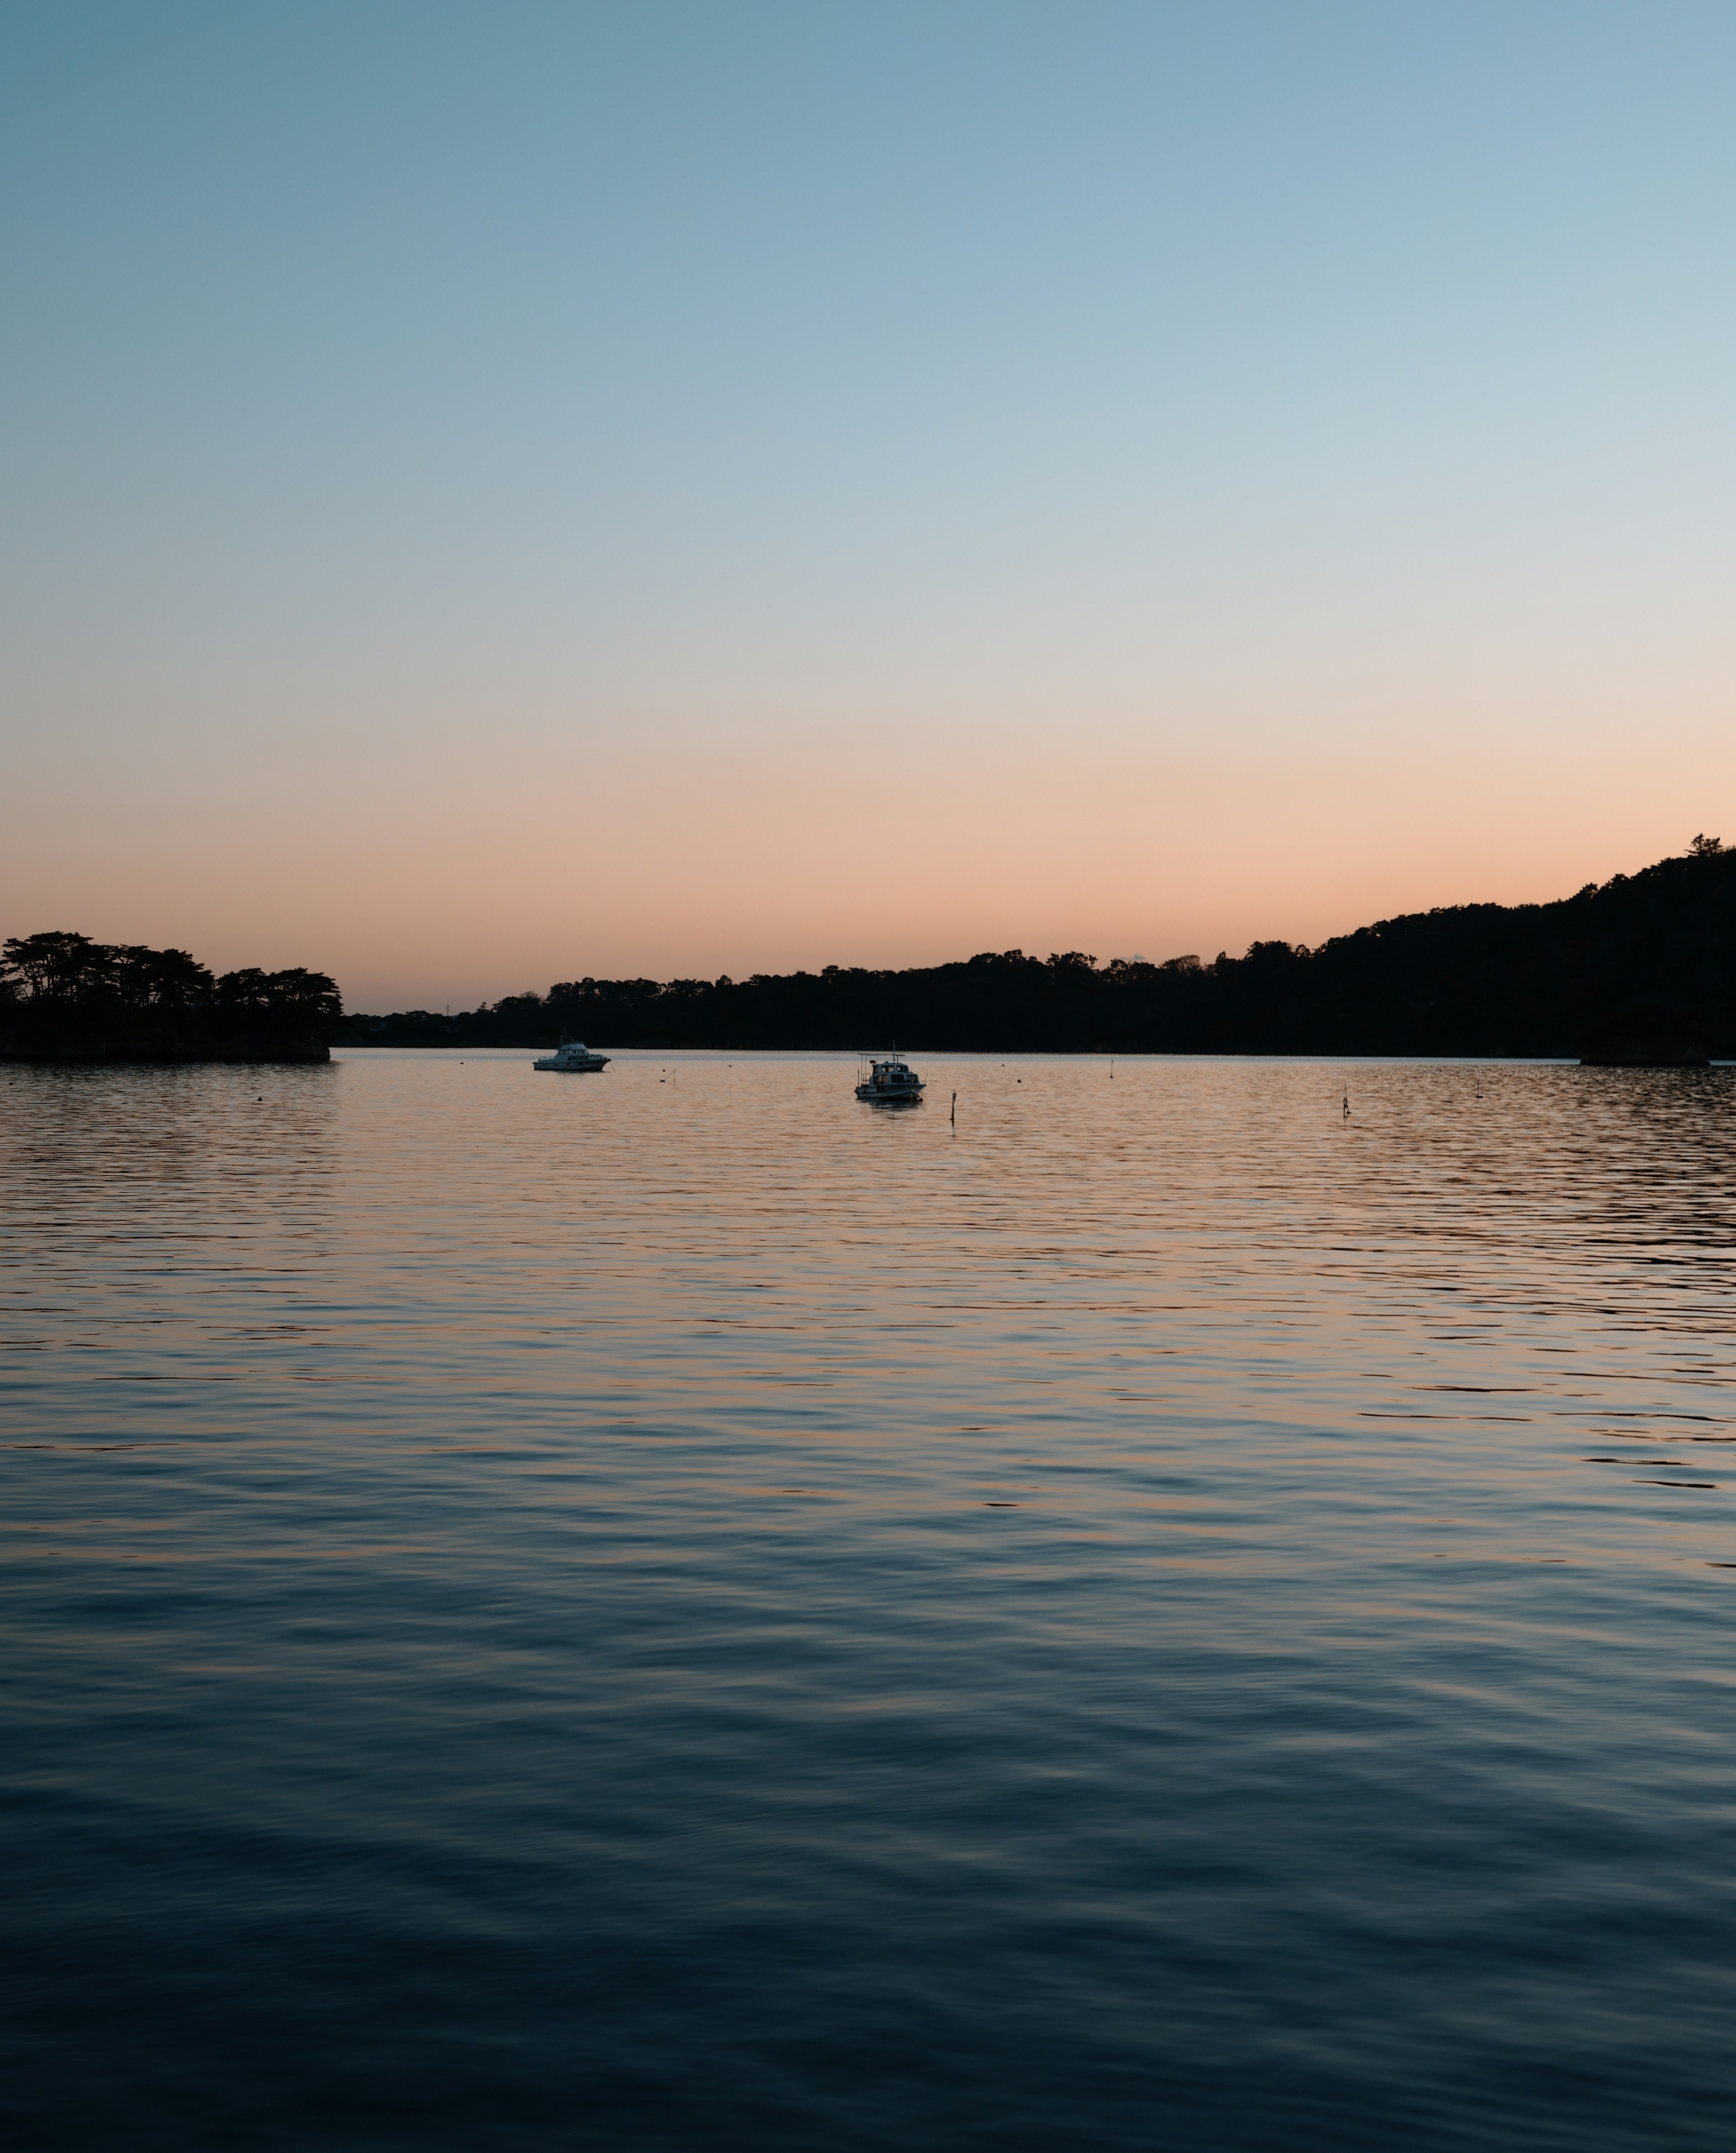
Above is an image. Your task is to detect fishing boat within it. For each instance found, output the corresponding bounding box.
[854,1053,924,1104]
[533,1040,610,1073]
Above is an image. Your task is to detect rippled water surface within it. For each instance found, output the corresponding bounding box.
[5,1050,1736,2149]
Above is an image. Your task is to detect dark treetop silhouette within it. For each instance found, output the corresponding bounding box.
[338,839,1732,1063]
[0,933,341,1063]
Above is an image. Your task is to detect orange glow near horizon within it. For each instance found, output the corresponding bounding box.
[6,681,1728,1012]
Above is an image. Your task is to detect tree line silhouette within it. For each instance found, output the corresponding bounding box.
[339,839,1734,1062]
[1,931,340,1062]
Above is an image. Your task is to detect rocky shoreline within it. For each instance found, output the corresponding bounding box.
[0,1015,331,1064]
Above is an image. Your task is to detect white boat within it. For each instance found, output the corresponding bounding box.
[855,1053,924,1103]
[533,1040,610,1073]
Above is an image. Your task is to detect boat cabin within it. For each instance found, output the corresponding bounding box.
[855,1053,925,1101]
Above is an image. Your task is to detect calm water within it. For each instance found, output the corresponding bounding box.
[5,1051,1736,2149]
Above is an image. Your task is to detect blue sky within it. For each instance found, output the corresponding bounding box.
[5,3,1733,1006]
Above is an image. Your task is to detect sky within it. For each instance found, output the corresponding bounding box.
[3,2,1733,1011]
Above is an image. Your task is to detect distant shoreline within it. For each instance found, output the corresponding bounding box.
[336,843,1733,1065]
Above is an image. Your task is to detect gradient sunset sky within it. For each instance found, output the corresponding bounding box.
[5,2,1733,1011]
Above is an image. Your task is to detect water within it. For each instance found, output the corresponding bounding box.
[4,1050,1735,2149]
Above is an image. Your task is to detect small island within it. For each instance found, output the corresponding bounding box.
[0,932,340,1064]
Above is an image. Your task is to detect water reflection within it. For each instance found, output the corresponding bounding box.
[2,1053,1734,2150]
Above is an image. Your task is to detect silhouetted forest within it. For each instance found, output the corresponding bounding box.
[0,932,340,1062]
[339,839,1734,1061]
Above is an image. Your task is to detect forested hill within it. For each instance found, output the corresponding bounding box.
[339,840,1736,1059]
